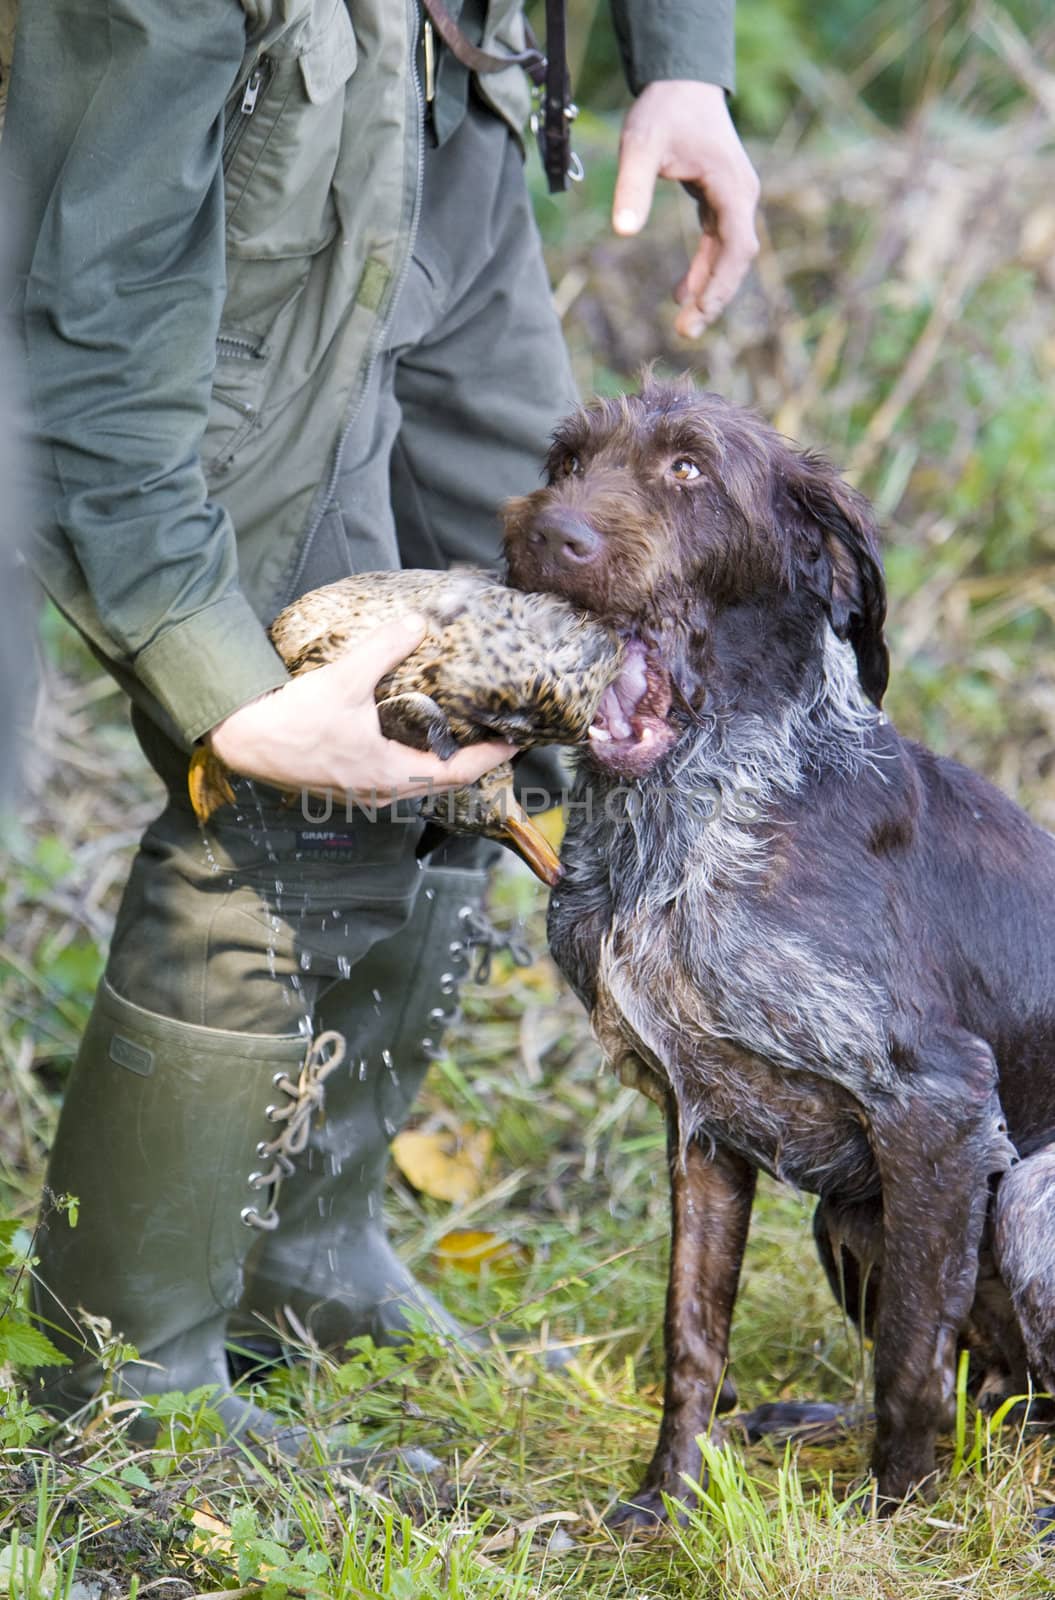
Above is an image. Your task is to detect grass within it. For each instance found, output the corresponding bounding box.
[3,858,1055,1597]
[2,8,1055,1594]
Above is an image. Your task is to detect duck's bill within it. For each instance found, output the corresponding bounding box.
[500,809,563,887]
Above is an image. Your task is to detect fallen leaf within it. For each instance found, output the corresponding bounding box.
[434,1228,527,1275]
[187,1502,233,1558]
[391,1126,492,1204]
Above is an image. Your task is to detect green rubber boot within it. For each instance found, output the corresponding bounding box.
[236,850,527,1351]
[30,978,337,1447]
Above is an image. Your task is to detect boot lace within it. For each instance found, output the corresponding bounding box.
[455,905,533,985]
[421,907,534,1060]
[241,1029,347,1231]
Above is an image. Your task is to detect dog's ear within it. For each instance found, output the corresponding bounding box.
[785,453,889,707]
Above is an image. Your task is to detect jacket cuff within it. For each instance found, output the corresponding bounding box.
[133,594,290,745]
[613,1,736,97]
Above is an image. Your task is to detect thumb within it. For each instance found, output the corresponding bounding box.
[612,125,660,236]
[333,613,428,697]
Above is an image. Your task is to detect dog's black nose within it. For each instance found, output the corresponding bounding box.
[529,508,600,565]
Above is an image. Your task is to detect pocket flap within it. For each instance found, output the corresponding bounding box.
[299,2,358,104]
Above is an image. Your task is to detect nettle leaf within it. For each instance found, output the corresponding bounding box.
[120,1463,154,1490]
[0,1218,20,1270]
[0,1392,50,1448]
[0,1315,70,1369]
[150,1384,220,1419]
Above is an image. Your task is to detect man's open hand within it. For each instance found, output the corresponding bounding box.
[612,80,760,337]
[207,615,515,804]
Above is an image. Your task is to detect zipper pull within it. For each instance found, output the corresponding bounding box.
[423,19,436,104]
[241,64,265,115]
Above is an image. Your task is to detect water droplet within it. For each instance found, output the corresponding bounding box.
[425,887,435,900]
[371,989,382,1004]
[300,950,312,971]
[317,1197,326,1216]
[381,1048,394,1071]
[383,1117,397,1136]
[358,1059,368,1081]
[337,955,351,979]
[201,834,221,874]
[327,1247,337,1272]
[275,880,284,895]
[367,1193,376,1217]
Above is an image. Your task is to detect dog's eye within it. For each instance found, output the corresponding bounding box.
[671,458,702,482]
[559,454,581,478]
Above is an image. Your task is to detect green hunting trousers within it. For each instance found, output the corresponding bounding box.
[33,101,577,1395]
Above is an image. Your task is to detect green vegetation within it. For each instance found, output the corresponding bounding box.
[2,2,1053,1593]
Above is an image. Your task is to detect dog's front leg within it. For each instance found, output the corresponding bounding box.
[610,1126,756,1530]
[867,1033,1013,1504]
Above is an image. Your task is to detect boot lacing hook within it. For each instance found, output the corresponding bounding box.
[458,906,533,985]
[241,1029,347,1231]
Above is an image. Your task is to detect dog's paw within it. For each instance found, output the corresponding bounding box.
[734,1399,867,1445]
[1032,1506,1055,1549]
[605,1488,673,1534]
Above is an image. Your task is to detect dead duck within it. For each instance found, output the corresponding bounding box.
[189,568,625,885]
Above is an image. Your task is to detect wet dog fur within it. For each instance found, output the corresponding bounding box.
[503,379,1055,1526]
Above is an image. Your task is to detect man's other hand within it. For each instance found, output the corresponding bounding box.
[612,80,760,337]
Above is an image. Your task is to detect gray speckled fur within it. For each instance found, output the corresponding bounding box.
[553,629,896,1153]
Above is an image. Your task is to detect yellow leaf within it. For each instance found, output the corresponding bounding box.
[188,1502,233,1557]
[433,1228,526,1275]
[532,805,567,851]
[391,1126,493,1204]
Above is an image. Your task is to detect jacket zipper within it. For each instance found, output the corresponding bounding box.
[216,333,265,361]
[280,1,425,608]
[222,57,275,173]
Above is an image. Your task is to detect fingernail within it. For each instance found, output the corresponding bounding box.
[400,611,426,633]
[682,314,707,339]
[613,208,640,235]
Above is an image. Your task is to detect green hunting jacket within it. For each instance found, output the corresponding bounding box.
[0,0,734,747]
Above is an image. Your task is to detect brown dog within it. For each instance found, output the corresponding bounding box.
[503,379,1055,1526]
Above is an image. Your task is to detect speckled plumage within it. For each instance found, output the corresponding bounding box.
[190,568,625,881]
[271,568,623,750]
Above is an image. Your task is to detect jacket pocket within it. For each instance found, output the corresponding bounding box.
[222,0,358,261]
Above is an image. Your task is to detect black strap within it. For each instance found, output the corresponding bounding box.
[420,0,573,194]
[538,0,571,193]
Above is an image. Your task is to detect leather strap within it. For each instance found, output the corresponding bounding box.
[538,0,571,192]
[419,0,574,193]
[420,0,546,84]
